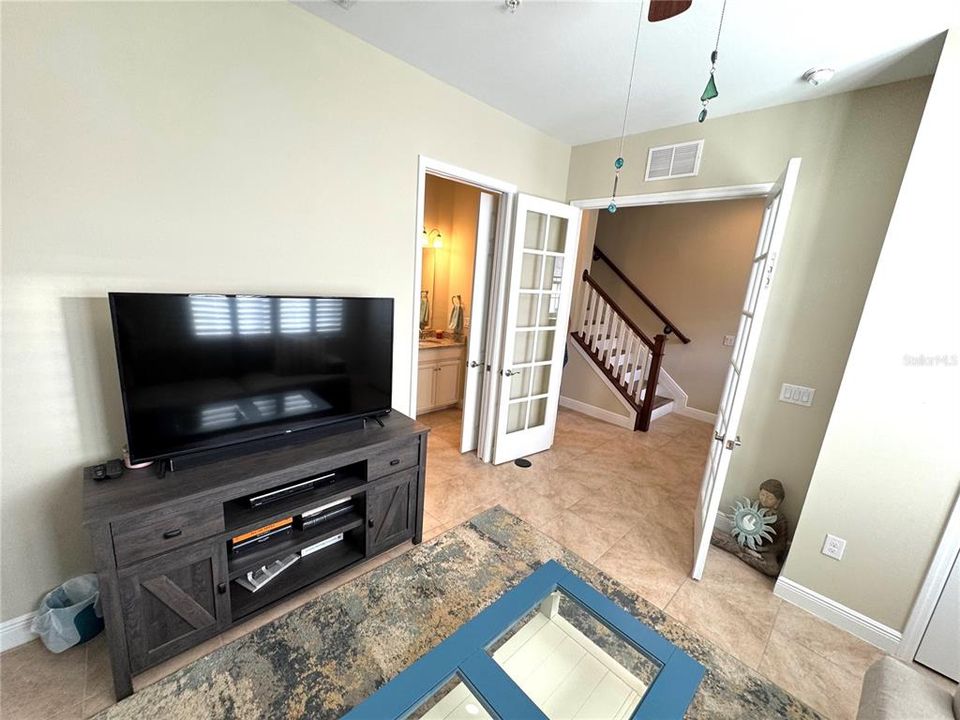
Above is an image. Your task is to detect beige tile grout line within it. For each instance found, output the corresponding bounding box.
[661,576,685,611]
[757,601,784,670]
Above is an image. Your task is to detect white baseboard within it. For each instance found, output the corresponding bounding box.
[674,406,717,424]
[774,576,902,653]
[559,396,634,430]
[0,611,37,652]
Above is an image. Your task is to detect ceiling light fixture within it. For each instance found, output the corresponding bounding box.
[802,67,837,86]
[503,0,520,14]
[606,1,645,214]
[698,0,728,123]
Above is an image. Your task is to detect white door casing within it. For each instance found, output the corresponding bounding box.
[491,194,582,465]
[461,192,498,453]
[692,158,802,580]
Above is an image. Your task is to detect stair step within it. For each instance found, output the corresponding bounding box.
[652,395,673,410]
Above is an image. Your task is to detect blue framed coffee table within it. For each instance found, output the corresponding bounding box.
[344,560,705,719]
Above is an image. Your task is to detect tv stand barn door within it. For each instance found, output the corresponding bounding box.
[118,541,229,673]
[83,412,429,700]
[367,468,418,556]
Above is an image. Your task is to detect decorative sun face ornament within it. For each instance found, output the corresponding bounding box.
[730,497,778,550]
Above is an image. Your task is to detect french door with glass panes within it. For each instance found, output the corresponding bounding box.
[692,158,801,579]
[491,195,581,464]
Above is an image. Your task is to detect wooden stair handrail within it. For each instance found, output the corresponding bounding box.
[592,246,691,344]
[582,270,655,350]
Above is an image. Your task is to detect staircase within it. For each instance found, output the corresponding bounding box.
[570,248,691,432]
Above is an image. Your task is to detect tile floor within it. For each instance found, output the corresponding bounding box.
[0,407,950,719]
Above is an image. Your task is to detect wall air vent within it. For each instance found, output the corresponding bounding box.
[644,140,704,181]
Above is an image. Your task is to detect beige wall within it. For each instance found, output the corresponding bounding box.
[781,31,960,631]
[590,199,764,412]
[421,176,480,332]
[567,77,931,533]
[0,2,569,621]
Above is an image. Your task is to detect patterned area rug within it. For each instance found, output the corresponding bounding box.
[96,507,821,719]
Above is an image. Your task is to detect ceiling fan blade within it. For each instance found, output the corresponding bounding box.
[648,0,693,22]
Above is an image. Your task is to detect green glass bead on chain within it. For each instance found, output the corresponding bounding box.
[701,73,718,102]
[614,157,624,169]
[607,202,617,213]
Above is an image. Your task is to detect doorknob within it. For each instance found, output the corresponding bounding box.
[468,360,482,368]
[725,435,742,450]
[503,369,519,376]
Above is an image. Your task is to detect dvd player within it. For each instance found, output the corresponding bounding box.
[247,472,336,508]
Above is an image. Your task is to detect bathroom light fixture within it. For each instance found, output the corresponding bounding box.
[802,67,836,86]
[421,228,443,249]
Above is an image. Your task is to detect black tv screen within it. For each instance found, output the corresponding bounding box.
[109,293,393,463]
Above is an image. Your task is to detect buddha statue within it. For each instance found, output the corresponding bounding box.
[711,478,789,577]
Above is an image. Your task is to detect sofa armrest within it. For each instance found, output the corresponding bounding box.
[857,657,956,720]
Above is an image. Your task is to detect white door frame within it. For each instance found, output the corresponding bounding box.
[898,489,960,660]
[410,157,517,452]
[571,177,798,582]
[570,182,774,211]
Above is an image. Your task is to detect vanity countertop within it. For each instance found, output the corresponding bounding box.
[419,337,465,350]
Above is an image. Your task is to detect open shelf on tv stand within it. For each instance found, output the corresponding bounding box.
[82,410,428,702]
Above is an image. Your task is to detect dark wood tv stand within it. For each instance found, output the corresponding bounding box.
[82,412,428,700]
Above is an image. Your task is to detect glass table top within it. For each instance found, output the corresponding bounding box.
[486,589,661,720]
[406,674,493,720]
[343,560,704,720]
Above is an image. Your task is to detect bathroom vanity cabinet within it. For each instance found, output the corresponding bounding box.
[417,342,465,414]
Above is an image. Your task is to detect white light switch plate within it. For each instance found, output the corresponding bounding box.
[822,534,846,560]
[722,335,736,347]
[779,383,815,407]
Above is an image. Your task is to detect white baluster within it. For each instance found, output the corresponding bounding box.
[605,315,619,367]
[635,346,649,404]
[585,291,599,346]
[579,284,592,338]
[628,339,642,396]
[621,333,635,386]
[611,317,624,374]
[592,303,608,354]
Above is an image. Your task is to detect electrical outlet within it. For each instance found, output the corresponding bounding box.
[780,383,815,407]
[722,334,736,347]
[822,534,846,560]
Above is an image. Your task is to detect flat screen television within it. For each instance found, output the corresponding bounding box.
[109,293,393,464]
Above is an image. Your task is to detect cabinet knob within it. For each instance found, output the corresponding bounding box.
[162,529,182,540]
[389,458,400,466]
[368,518,375,528]
[217,583,227,595]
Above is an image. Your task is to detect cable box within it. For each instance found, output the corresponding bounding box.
[295,497,355,530]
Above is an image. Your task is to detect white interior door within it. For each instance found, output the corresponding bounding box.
[915,549,960,681]
[460,192,498,453]
[491,194,581,465]
[692,158,801,580]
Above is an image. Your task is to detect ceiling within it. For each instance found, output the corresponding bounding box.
[296,1,954,146]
